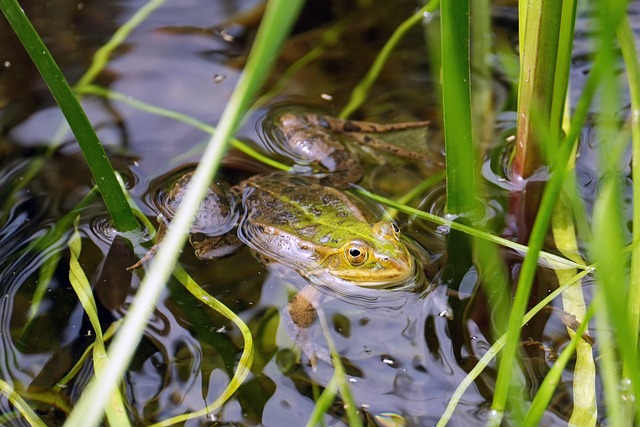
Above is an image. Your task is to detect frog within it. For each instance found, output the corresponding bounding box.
[131,108,433,366]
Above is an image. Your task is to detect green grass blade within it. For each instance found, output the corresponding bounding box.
[256,19,346,108]
[21,188,100,323]
[618,15,640,380]
[76,85,289,172]
[62,1,303,425]
[305,377,339,427]
[440,0,475,213]
[436,268,591,426]
[75,0,166,88]
[522,303,595,426]
[548,0,578,144]
[356,188,588,271]
[551,197,596,426]
[594,309,624,426]
[56,321,122,388]
[149,266,254,427]
[67,221,131,426]
[0,0,139,232]
[489,22,618,426]
[592,184,630,425]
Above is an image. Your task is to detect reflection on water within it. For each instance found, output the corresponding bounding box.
[0,0,618,425]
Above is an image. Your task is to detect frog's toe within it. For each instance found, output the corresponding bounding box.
[281,305,331,370]
[126,244,159,270]
[295,330,331,372]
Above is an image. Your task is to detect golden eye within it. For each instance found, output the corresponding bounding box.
[391,223,400,235]
[344,242,368,266]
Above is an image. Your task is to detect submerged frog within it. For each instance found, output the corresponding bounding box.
[132,108,432,365]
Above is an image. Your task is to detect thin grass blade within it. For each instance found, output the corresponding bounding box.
[0,380,47,427]
[551,197,596,426]
[0,0,138,232]
[618,16,640,381]
[522,303,595,426]
[62,1,304,425]
[149,266,254,427]
[338,0,439,119]
[67,222,131,426]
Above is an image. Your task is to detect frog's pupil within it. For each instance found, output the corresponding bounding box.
[349,248,361,257]
[392,223,400,233]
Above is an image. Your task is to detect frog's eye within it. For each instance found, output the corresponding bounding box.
[391,223,400,235]
[344,242,368,266]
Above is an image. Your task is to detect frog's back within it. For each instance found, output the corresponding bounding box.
[238,174,381,256]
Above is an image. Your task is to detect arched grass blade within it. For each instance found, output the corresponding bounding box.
[148,266,254,427]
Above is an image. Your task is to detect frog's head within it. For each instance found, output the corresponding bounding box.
[320,221,416,287]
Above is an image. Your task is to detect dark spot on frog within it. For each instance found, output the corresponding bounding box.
[310,208,322,217]
[316,117,330,128]
[297,227,317,238]
[320,194,336,205]
[342,121,362,132]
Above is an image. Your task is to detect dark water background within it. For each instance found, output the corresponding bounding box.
[1,0,637,425]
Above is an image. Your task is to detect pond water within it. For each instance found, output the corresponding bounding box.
[0,0,631,425]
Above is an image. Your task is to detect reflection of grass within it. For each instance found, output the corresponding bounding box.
[76,84,290,172]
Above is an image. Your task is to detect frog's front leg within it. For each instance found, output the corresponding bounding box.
[282,285,331,370]
[126,215,170,270]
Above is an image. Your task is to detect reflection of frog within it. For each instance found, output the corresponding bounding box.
[132,108,432,365]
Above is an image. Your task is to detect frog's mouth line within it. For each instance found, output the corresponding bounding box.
[331,256,417,288]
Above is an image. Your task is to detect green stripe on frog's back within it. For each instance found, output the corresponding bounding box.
[241,173,379,249]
